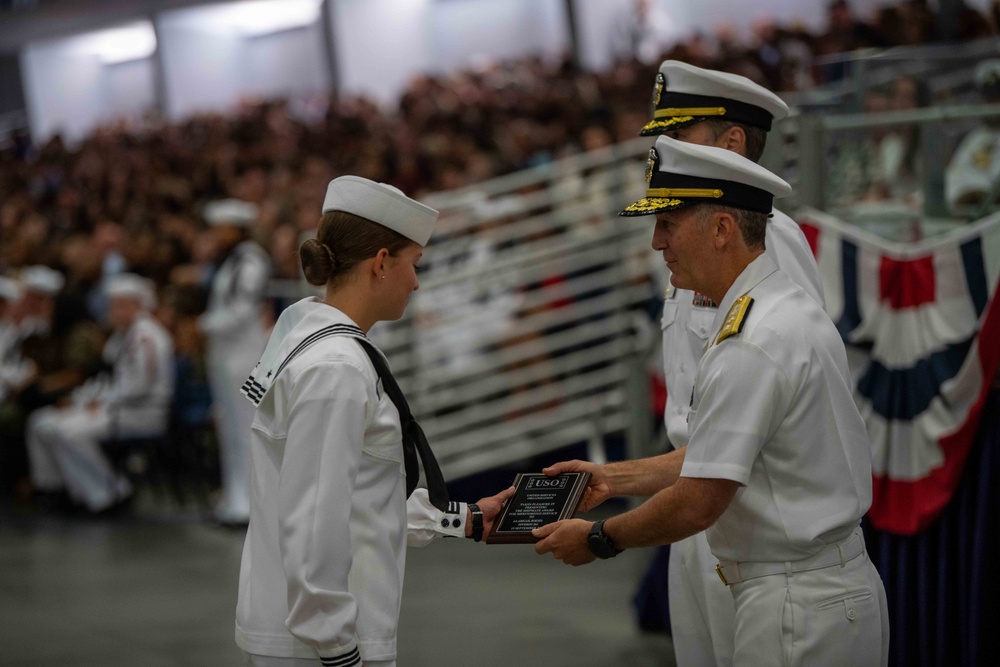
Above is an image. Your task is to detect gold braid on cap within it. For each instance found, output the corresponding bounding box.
[621,198,684,214]
[653,107,726,118]
[645,188,724,199]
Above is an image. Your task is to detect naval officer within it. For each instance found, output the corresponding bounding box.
[638,59,826,666]
[535,137,889,666]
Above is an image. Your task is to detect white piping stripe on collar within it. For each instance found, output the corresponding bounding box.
[240,323,366,407]
[272,323,365,380]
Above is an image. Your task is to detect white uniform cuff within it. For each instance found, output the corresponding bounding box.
[439,500,468,538]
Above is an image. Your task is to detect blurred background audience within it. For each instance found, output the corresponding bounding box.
[1,0,998,517]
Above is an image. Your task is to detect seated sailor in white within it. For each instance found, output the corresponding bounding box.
[26,274,174,512]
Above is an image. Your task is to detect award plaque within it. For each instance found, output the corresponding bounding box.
[486,472,591,544]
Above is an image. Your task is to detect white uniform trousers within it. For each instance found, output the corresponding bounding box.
[244,653,394,667]
[207,337,264,523]
[26,405,131,512]
[729,531,889,666]
[668,531,735,666]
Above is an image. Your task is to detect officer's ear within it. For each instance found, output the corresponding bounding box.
[711,210,740,250]
[719,125,746,154]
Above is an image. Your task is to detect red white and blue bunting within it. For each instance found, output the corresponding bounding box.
[797,209,1000,535]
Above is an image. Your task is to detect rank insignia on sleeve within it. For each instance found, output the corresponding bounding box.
[716,295,754,344]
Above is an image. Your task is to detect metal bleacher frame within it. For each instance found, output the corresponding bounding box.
[266,38,1000,483]
[762,37,1000,236]
[270,137,665,481]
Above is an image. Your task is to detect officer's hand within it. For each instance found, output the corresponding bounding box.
[532,519,596,566]
[542,460,611,511]
[468,486,516,540]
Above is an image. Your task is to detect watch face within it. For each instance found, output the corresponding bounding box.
[587,525,617,559]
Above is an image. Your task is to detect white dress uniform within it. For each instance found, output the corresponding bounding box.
[640,59,829,667]
[200,239,271,523]
[680,253,889,666]
[235,297,467,667]
[944,126,1000,213]
[662,207,824,666]
[26,313,174,511]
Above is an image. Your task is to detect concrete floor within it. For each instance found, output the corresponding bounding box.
[0,503,675,667]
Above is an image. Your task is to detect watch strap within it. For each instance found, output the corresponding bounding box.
[468,503,484,542]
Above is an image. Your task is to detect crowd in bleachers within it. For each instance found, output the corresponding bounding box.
[1,0,999,515]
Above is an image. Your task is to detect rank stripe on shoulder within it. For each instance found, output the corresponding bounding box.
[716,295,754,344]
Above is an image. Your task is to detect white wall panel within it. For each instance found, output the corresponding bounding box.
[21,35,155,143]
[334,0,568,105]
[104,58,157,120]
[242,24,329,99]
[332,0,433,105]
[157,12,244,119]
[574,0,902,72]
[157,2,327,120]
[428,0,568,68]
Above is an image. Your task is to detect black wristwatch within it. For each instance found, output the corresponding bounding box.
[587,519,623,559]
[468,503,484,542]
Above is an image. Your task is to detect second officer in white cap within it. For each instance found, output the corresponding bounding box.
[639,59,826,667]
[199,199,272,525]
[235,176,514,667]
[535,138,888,666]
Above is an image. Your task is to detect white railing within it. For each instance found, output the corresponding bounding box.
[270,136,663,480]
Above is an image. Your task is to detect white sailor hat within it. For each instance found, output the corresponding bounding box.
[105,273,156,310]
[322,176,439,247]
[203,199,259,227]
[0,277,21,302]
[20,266,64,295]
[974,59,1000,97]
[620,135,792,217]
[641,60,789,136]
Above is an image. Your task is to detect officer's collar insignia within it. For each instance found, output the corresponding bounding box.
[664,284,675,300]
[716,295,754,344]
[645,147,658,184]
[652,72,666,107]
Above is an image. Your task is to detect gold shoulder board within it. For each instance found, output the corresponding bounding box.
[716,295,754,344]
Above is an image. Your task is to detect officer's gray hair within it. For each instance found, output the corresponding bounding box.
[703,119,768,163]
[696,204,767,251]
